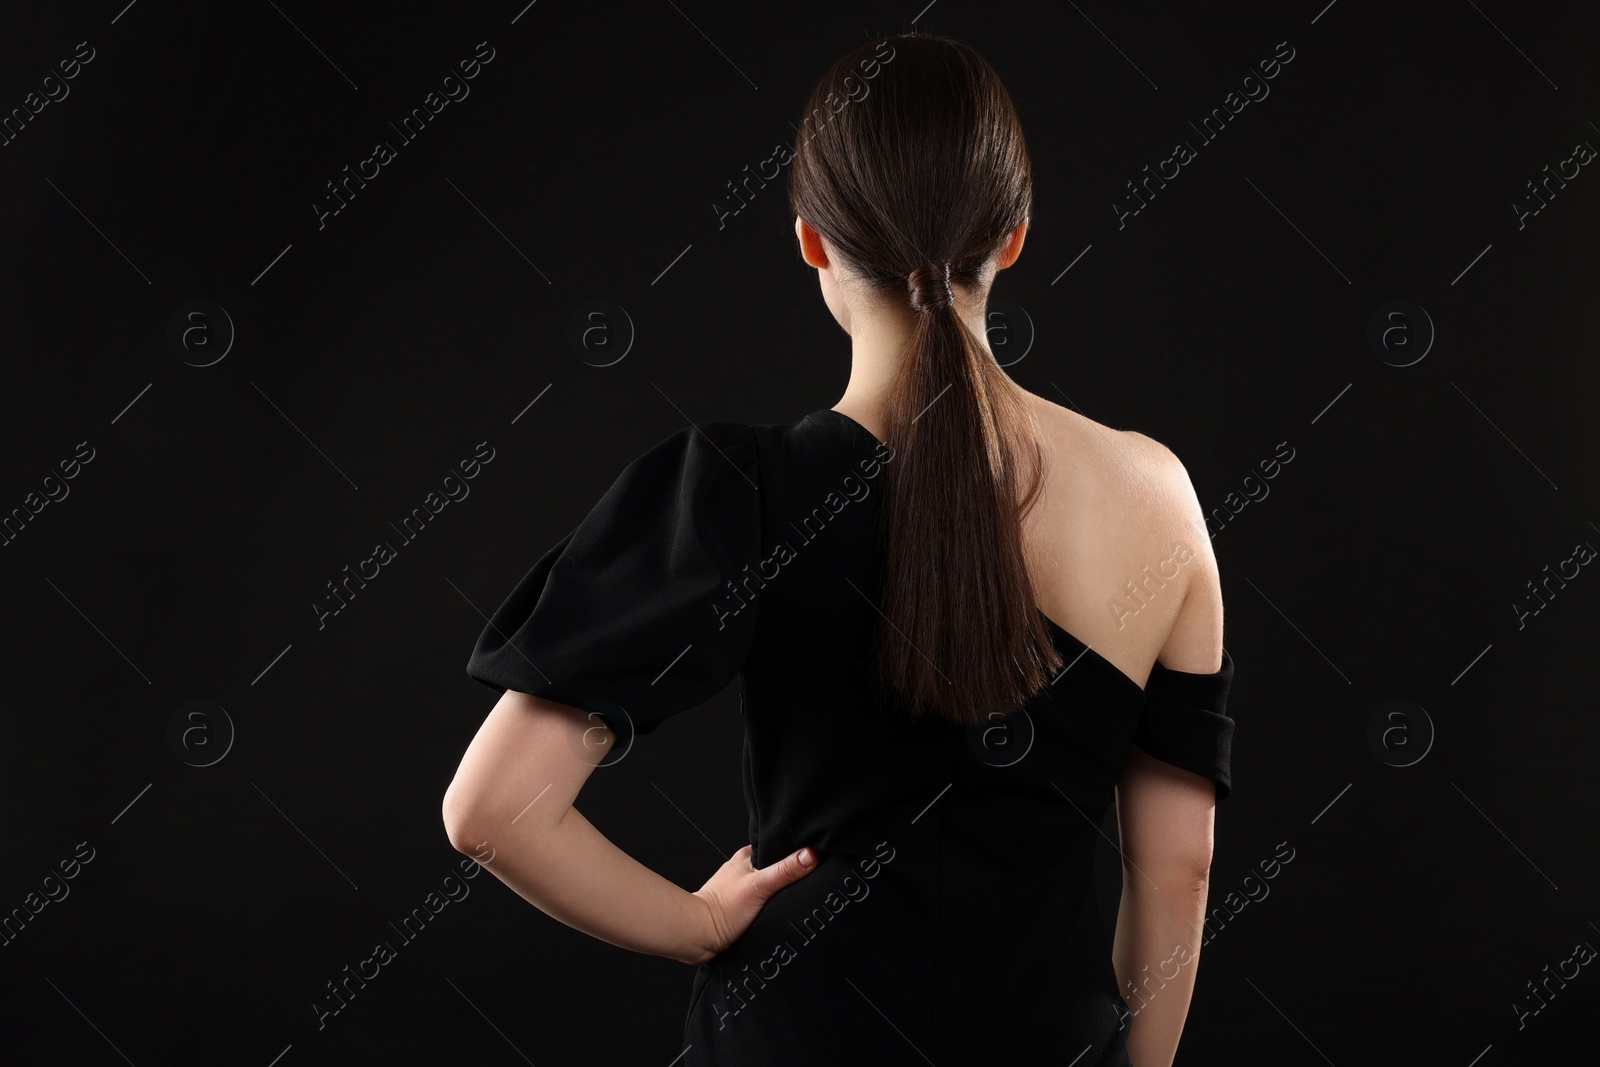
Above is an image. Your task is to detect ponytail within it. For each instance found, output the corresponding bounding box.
[871,260,1058,724]
[789,32,1056,725]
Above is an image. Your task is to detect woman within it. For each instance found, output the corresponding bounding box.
[443,31,1234,1067]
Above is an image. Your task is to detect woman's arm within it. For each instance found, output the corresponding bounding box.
[1113,473,1224,1064]
[442,688,816,965]
[442,690,714,961]
[1112,747,1216,1066]
[448,798,719,963]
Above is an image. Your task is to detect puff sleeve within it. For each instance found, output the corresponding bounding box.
[465,420,762,739]
[1133,647,1237,800]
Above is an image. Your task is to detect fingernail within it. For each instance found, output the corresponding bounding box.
[798,847,814,868]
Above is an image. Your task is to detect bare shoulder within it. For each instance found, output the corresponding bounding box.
[1118,429,1205,516]
[1016,388,1222,676]
[1096,423,1225,672]
[1110,425,1217,572]
[1020,391,1195,516]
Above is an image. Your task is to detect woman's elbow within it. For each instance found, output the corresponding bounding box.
[1125,854,1214,898]
[441,780,491,855]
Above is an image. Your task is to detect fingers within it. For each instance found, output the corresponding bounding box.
[754,847,817,895]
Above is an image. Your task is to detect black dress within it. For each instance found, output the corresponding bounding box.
[465,408,1236,1066]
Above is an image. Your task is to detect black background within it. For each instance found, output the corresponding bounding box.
[2,1,1597,1063]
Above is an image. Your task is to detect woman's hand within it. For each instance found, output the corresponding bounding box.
[678,844,818,966]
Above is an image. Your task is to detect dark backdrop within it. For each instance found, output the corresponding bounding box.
[3,1,1596,1063]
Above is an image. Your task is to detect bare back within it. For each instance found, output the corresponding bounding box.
[1015,390,1225,688]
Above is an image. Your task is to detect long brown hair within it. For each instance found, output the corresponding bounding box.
[788,32,1060,726]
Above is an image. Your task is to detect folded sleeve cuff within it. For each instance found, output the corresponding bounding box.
[1133,647,1236,800]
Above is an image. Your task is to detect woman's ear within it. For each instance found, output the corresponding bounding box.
[996,216,1028,270]
[795,216,830,268]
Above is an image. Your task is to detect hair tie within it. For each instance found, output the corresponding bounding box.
[907,263,954,313]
